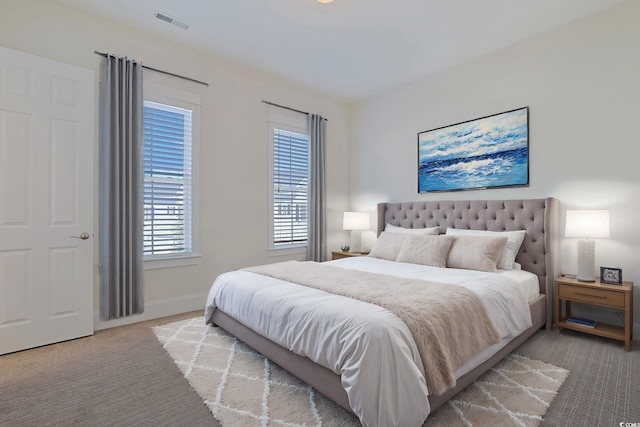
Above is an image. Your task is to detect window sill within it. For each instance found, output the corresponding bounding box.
[268,246,306,257]
[144,254,201,270]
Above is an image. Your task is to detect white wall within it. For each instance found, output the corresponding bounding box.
[3,0,638,332]
[349,1,640,327]
[0,0,351,328]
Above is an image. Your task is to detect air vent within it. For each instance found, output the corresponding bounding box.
[155,12,173,23]
[172,20,189,30]
[155,12,189,30]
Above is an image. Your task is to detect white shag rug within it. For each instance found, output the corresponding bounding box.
[153,317,569,427]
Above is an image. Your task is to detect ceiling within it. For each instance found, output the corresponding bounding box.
[60,0,626,101]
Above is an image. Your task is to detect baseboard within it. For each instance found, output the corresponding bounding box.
[93,293,207,331]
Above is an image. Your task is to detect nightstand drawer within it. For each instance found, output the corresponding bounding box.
[558,284,625,308]
[331,251,367,260]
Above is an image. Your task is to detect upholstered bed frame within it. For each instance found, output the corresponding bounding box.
[210,197,555,415]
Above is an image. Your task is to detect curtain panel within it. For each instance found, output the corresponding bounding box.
[307,114,326,262]
[99,55,144,320]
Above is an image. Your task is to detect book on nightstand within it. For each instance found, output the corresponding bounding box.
[567,317,596,328]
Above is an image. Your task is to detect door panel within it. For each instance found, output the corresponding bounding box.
[50,118,78,225]
[0,110,30,226]
[0,45,94,355]
[0,250,31,325]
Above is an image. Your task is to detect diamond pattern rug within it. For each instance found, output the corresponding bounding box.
[153,316,569,427]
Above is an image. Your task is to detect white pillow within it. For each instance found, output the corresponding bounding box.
[445,228,526,270]
[447,235,509,272]
[396,235,454,268]
[367,232,407,261]
[385,223,440,235]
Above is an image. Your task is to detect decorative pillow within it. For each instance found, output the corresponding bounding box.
[445,228,526,270]
[367,232,407,261]
[396,235,454,268]
[385,223,440,235]
[446,236,509,272]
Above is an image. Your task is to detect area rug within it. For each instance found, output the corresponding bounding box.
[153,317,569,427]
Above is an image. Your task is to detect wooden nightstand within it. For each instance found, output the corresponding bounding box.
[331,251,368,260]
[554,276,633,351]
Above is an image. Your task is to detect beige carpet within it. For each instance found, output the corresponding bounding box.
[153,317,569,427]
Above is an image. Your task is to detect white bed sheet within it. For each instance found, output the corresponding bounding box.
[204,257,535,427]
[332,257,540,302]
[329,257,538,337]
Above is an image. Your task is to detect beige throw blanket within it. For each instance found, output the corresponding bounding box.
[244,261,501,395]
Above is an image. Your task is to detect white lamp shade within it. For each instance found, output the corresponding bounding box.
[565,210,610,238]
[343,212,370,231]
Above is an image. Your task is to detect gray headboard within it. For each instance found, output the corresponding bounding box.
[377,198,555,300]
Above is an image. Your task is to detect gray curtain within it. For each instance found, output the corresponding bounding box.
[307,114,326,262]
[99,55,144,320]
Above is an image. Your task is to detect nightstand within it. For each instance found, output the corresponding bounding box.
[554,276,633,351]
[331,251,368,260]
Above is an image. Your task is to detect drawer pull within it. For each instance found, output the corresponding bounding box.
[576,292,606,299]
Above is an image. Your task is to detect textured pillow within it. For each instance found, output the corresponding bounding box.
[447,236,509,272]
[445,228,526,270]
[368,232,407,261]
[385,223,440,235]
[396,235,454,268]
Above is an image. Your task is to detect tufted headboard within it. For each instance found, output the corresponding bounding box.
[377,198,555,301]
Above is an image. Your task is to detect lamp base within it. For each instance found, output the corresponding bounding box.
[576,238,596,282]
[350,230,363,253]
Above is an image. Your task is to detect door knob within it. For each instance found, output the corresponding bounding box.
[71,232,90,240]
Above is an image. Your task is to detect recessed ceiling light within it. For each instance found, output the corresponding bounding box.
[317,0,334,3]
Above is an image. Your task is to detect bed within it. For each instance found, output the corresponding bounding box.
[205,198,555,426]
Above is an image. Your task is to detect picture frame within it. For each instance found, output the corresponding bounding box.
[417,107,529,193]
[600,267,622,285]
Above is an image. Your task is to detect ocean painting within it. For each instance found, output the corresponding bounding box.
[418,107,529,193]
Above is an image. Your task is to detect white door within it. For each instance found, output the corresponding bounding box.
[0,46,94,355]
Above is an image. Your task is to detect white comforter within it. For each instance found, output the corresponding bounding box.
[204,257,535,427]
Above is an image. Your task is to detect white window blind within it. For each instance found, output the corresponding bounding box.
[272,127,309,248]
[143,101,193,256]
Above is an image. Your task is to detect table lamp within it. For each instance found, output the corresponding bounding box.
[564,209,609,282]
[343,212,370,253]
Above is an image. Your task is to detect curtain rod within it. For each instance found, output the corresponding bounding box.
[94,51,209,87]
[261,100,328,121]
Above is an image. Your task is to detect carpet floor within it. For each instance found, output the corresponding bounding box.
[1,310,638,427]
[517,326,640,427]
[0,311,219,427]
[154,316,569,427]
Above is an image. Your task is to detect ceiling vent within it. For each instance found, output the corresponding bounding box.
[155,12,189,30]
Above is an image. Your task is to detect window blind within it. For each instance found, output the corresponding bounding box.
[273,128,309,247]
[143,101,193,255]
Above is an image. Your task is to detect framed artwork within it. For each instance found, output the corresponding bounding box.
[600,267,622,285]
[418,107,529,193]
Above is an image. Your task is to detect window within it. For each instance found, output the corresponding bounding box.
[143,82,200,266]
[268,112,309,252]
